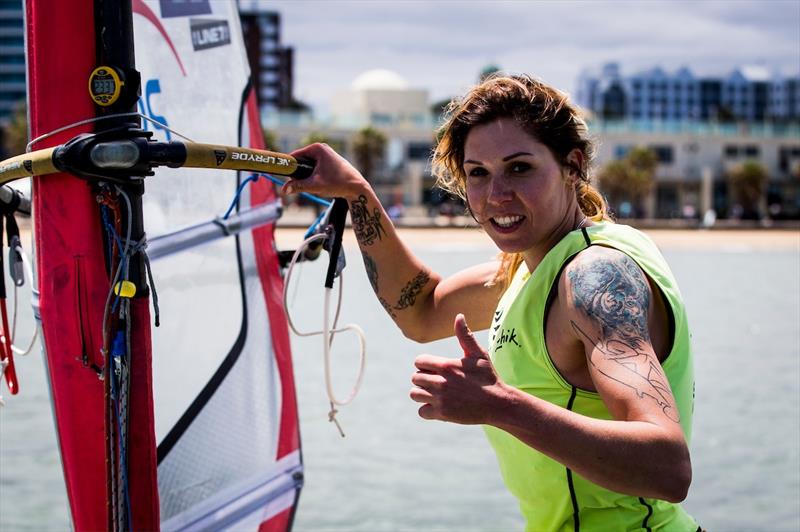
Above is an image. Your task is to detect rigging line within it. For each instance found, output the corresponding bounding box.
[110,328,132,532]
[9,243,38,356]
[26,112,194,152]
[257,172,332,207]
[100,189,132,370]
[122,300,133,531]
[282,233,366,436]
[221,172,331,221]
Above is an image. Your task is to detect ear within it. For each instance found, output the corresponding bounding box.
[564,149,584,185]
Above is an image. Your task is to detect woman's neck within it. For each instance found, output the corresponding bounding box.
[521,208,591,273]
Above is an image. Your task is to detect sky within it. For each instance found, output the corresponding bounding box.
[246,0,800,113]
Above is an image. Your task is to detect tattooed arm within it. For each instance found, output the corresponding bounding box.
[284,143,504,341]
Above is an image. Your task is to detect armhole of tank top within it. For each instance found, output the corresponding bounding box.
[541,238,597,394]
[653,282,677,365]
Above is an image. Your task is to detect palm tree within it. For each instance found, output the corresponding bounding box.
[2,101,27,157]
[352,126,386,182]
[299,132,345,154]
[728,160,768,219]
[597,146,658,218]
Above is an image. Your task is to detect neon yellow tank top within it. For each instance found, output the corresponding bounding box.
[484,222,697,531]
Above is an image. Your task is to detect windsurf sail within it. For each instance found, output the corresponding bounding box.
[24,0,304,529]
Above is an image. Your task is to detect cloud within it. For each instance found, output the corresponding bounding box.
[256,0,800,111]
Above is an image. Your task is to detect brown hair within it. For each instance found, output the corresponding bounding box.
[432,74,612,286]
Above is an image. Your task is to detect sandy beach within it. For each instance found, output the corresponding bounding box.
[15,216,799,253]
[274,225,800,251]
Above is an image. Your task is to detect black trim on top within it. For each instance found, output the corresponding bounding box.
[156,80,253,464]
[581,226,591,246]
[565,386,580,532]
[638,497,653,531]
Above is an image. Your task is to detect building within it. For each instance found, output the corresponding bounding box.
[590,120,800,219]
[0,0,25,125]
[577,62,800,123]
[271,69,438,211]
[238,2,301,112]
[330,69,432,130]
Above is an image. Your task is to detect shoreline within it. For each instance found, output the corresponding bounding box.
[275,225,800,251]
[15,217,800,252]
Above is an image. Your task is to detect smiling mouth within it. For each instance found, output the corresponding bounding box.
[490,215,525,231]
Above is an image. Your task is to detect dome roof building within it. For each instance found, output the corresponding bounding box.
[330,69,431,130]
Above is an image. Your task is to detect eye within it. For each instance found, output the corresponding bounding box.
[466,166,488,178]
[509,161,532,174]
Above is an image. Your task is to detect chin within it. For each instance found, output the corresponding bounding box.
[486,233,531,255]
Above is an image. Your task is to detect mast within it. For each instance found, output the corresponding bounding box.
[26,0,160,528]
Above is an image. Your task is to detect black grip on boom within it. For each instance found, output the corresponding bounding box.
[324,198,349,289]
[291,156,316,179]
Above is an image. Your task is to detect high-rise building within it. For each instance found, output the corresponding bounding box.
[576,62,800,123]
[0,0,25,125]
[238,2,299,111]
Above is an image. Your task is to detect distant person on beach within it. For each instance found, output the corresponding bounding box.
[284,74,700,531]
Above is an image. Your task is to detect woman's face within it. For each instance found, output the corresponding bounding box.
[464,117,578,259]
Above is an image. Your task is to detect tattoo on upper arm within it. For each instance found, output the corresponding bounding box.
[568,254,679,423]
[394,270,430,310]
[350,195,386,246]
[568,253,651,348]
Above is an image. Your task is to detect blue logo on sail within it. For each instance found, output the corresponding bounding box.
[160,0,211,17]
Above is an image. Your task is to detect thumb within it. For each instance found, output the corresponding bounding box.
[454,314,486,359]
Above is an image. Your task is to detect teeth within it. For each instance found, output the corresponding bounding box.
[493,215,523,227]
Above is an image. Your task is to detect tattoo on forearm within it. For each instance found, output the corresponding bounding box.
[350,195,386,246]
[394,270,431,310]
[380,297,397,319]
[363,252,397,318]
[569,255,679,423]
[363,253,379,293]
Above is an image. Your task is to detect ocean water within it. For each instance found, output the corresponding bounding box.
[1,237,798,531]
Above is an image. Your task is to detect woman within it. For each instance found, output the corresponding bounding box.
[284,75,699,531]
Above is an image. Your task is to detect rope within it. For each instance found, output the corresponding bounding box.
[282,233,367,437]
[9,243,38,356]
[221,172,331,221]
[27,111,194,152]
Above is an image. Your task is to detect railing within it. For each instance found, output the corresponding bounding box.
[588,119,800,138]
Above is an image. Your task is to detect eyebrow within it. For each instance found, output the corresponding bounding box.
[464,151,534,165]
[503,151,534,161]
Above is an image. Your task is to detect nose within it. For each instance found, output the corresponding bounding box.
[487,175,514,206]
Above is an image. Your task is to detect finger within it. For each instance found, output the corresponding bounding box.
[417,403,438,421]
[454,314,487,359]
[409,387,434,404]
[290,143,326,159]
[411,371,446,389]
[414,354,451,372]
[281,180,298,196]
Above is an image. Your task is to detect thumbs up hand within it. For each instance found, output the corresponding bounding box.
[410,314,508,425]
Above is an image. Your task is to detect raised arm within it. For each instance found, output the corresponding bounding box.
[284,143,504,342]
